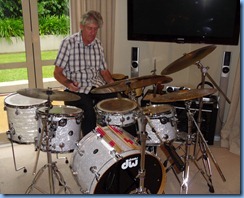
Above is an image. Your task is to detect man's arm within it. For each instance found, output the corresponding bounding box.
[53,66,79,92]
[100,69,114,84]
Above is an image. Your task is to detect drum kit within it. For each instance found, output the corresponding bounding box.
[3,45,227,194]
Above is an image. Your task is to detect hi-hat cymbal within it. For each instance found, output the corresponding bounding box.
[151,88,217,103]
[161,45,216,75]
[17,88,81,101]
[91,75,173,94]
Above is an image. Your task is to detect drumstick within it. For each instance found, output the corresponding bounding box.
[108,125,140,150]
[96,126,123,153]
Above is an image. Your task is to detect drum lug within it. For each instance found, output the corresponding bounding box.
[110,150,122,160]
[71,170,78,176]
[90,166,100,181]
[18,135,22,141]
[15,107,19,115]
[120,116,125,123]
[59,142,65,150]
[6,130,11,139]
[52,143,56,150]
[160,117,168,124]
[106,117,112,123]
[77,147,84,156]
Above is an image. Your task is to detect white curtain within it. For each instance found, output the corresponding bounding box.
[220,55,240,155]
[69,0,116,72]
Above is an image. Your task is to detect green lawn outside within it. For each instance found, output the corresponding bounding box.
[0,50,58,82]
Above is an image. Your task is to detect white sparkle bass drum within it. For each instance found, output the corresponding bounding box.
[35,105,83,153]
[70,125,166,194]
[4,93,47,143]
[142,104,177,145]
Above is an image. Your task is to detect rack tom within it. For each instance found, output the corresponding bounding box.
[4,93,47,144]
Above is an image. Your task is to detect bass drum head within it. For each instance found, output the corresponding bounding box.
[93,152,166,194]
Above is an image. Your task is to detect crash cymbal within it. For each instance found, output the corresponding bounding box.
[151,88,217,103]
[161,45,216,75]
[17,88,81,101]
[91,75,173,94]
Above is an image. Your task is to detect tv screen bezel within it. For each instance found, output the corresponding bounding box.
[127,0,240,45]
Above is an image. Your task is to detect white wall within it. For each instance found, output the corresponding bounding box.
[113,0,240,121]
[0,35,64,53]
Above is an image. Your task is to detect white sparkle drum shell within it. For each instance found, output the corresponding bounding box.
[4,93,47,143]
[143,104,177,145]
[70,126,166,194]
[36,105,83,153]
[96,98,139,127]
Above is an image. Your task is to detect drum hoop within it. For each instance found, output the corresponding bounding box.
[37,105,83,117]
[156,156,167,194]
[4,93,47,109]
[143,104,173,116]
[5,101,48,109]
[97,98,138,113]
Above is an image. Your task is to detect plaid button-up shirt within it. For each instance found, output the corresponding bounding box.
[54,31,107,94]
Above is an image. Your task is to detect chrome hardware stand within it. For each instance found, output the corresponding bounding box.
[178,100,226,194]
[130,114,151,194]
[25,89,71,194]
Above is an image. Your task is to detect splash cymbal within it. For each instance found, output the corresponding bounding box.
[150,88,217,103]
[161,45,216,75]
[17,88,81,101]
[91,75,173,94]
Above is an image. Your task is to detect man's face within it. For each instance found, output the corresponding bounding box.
[81,23,99,45]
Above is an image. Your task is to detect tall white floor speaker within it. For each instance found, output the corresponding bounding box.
[215,51,231,139]
[131,47,139,78]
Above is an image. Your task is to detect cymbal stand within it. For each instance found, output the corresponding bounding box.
[180,100,226,194]
[124,81,138,103]
[195,61,231,104]
[26,90,72,194]
[194,61,227,182]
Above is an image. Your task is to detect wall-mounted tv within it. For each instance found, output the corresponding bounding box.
[128,0,240,45]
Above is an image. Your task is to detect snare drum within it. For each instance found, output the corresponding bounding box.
[96,98,138,127]
[35,105,83,153]
[142,104,177,145]
[70,125,166,194]
[4,93,47,143]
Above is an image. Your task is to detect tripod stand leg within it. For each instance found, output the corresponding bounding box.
[25,161,72,194]
[25,164,49,194]
[192,117,226,182]
[51,163,73,194]
[192,158,214,193]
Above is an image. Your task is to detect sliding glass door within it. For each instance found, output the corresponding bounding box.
[0,0,70,133]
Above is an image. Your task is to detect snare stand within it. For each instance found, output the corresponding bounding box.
[25,89,72,194]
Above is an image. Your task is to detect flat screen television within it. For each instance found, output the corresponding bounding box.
[127,0,240,45]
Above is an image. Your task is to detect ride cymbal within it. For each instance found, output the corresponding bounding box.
[17,88,81,101]
[151,88,217,103]
[91,75,173,94]
[161,45,216,75]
